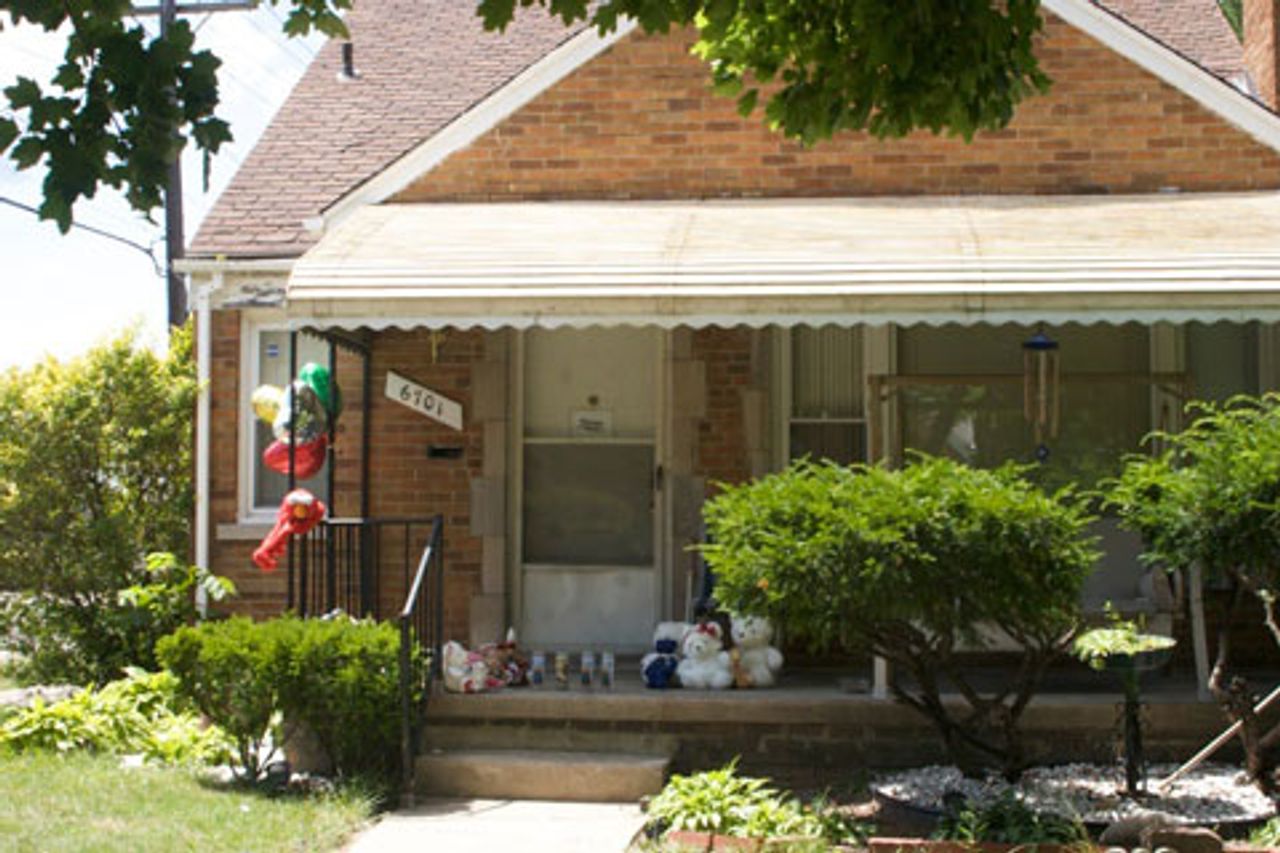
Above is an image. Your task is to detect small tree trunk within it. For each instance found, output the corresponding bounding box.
[1208,578,1277,793]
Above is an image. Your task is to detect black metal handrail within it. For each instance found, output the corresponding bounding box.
[399,514,444,805]
[292,516,435,619]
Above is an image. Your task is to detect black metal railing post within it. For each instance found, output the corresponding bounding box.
[433,528,444,679]
[286,513,441,804]
[397,514,443,806]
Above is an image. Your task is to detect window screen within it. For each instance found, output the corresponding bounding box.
[789,326,865,465]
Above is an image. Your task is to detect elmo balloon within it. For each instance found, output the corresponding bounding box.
[252,489,326,572]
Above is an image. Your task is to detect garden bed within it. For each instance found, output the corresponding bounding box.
[874,763,1276,828]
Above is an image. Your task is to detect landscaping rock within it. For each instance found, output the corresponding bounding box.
[1099,811,1174,847]
[0,684,78,709]
[877,764,1276,826]
[1143,826,1224,853]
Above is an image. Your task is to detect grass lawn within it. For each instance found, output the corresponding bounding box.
[0,751,376,852]
[0,672,16,692]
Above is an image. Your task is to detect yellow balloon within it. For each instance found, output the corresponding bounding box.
[252,385,282,424]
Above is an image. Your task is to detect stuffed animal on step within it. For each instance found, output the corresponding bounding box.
[730,614,784,688]
[676,622,733,690]
[442,640,503,694]
[478,627,530,687]
[641,621,689,689]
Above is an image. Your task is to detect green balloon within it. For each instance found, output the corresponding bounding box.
[299,362,342,419]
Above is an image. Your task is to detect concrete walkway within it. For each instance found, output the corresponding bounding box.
[343,798,647,853]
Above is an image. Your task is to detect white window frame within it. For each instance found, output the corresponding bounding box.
[237,313,332,523]
[771,326,877,470]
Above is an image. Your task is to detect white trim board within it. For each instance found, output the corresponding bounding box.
[316,19,639,233]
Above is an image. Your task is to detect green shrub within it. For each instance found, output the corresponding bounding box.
[0,327,200,684]
[935,791,1089,846]
[156,617,281,781]
[1251,815,1280,847]
[274,616,404,784]
[645,761,869,845]
[1105,392,1280,787]
[0,668,232,766]
[703,455,1097,779]
[158,615,417,787]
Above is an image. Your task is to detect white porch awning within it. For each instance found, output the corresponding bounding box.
[287,194,1280,329]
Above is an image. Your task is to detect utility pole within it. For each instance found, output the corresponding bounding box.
[160,0,186,327]
[131,0,257,328]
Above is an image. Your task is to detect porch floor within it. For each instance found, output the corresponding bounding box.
[425,661,1276,784]
[428,658,1273,729]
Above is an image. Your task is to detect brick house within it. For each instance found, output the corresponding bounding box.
[183,0,1280,692]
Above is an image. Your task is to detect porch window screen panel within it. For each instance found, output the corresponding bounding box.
[1187,322,1259,402]
[895,323,1152,489]
[789,326,866,465]
[253,330,331,509]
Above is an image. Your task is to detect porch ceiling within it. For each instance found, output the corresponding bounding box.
[287,193,1280,329]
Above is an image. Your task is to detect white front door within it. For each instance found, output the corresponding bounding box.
[517,328,662,651]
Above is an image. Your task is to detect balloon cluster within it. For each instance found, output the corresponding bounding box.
[252,362,341,480]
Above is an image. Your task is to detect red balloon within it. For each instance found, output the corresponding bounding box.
[262,435,328,479]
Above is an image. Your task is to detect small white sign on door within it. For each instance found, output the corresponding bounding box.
[571,408,613,437]
[385,371,463,431]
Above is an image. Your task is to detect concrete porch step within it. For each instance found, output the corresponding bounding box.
[415,748,669,802]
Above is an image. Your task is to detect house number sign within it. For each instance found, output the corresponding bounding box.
[385,371,463,431]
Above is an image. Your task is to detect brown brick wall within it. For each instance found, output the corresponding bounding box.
[206,319,484,642]
[394,16,1280,203]
[364,328,484,642]
[693,328,753,490]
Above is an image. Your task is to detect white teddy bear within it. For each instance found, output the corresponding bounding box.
[676,622,733,690]
[731,614,784,688]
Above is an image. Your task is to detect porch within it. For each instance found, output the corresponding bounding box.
[193,193,1280,798]
[422,659,1247,791]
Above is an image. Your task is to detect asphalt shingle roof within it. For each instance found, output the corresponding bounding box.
[1096,0,1245,79]
[190,0,1247,260]
[189,0,587,258]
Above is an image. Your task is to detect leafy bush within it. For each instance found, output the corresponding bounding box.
[155,617,282,780]
[0,668,232,766]
[645,761,869,845]
[935,791,1088,846]
[1105,393,1280,788]
[1071,606,1175,672]
[158,615,416,786]
[1251,815,1280,847]
[703,456,1097,779]
[274,616,404,784]
[0,327,199,684]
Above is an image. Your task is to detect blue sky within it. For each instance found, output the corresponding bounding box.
[0,9,325,368]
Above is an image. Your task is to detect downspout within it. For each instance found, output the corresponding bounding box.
[194,273,217,617]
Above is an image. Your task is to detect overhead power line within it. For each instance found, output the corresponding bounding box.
[0,196,162,276]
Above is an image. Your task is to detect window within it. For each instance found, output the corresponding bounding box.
[894,323,1151,488]
[786,326,866,465]
[243,324,331,517]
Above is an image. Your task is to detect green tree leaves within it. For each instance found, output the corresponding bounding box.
[0,0,349,231]
[701,455,1096,777]
[479,0,1049,145]
[5,0,1049,230]
[0,326,199,683]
